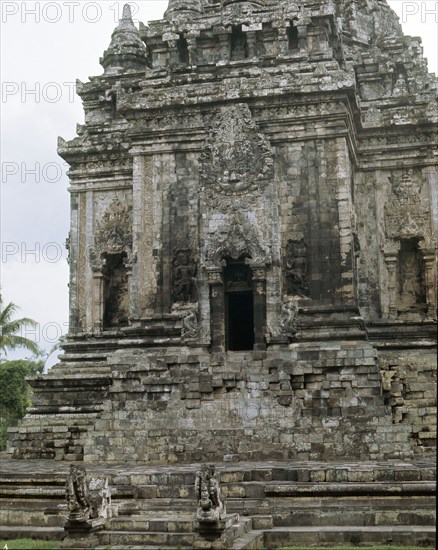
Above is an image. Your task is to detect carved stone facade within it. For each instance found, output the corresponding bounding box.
[7,0,436,464]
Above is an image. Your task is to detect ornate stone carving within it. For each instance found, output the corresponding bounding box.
[384,171,429,240]
[182,306,200,339]
[195,464,226,527]
[65,464,111,527]
[95,196,132,255]
[285,239,310,297]
[225,263,252,292]
[201,103,274,196]
[279,300,298,336]
[382,170,432,319]
[171,303,200,340]
[205,214,270,268]
[172,249,198,303]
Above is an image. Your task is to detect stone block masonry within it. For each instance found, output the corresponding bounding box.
[6,0,437,464]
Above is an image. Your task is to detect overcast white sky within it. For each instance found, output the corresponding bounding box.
[0,1,437,367]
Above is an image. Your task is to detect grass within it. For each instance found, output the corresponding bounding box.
[0,541,60,550]
[0,543,434,550]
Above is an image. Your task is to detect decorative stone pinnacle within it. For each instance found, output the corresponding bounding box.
[164,0,202,20]
[100,2,147,73]
[122,3,132,21]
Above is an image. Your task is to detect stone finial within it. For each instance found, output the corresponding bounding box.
[164,0,202,20]
[100,3,147,74]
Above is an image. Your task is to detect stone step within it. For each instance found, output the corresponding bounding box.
[0,488,136,502]
[232,529,264,550]
[0,500,66,527]
[0,525,64,540]
[99,530,196,546]
[117,464,436,485]
[100,514,251,548]
[263,480,436,496]
[0,486,65,498]
[263,525,436,548]
[111,515,195,532]
[227,500,436,527]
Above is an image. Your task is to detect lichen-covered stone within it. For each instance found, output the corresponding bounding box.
[7,0,436,463]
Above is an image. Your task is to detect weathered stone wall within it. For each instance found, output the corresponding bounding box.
[70,345,430,464]
[7,0,436,464]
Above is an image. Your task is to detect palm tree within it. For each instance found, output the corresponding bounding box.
[0,295,40,358]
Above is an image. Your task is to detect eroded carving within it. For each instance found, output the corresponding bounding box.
[205,214,270,268]
[384,171,429,240]
[280,300,298,336]
[173,249,198,303]
[65,464,111,527]
[95,196,132,255]
[201,104,274,196]
[285,239,309,297]
[195,464,226,527]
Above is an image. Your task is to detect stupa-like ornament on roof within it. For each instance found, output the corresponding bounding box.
[7,0,437,464]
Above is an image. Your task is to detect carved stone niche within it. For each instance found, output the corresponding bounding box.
[90,196,133,332]
[383,170,436,319]
[396,239,427,316]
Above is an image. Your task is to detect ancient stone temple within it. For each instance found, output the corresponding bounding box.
[7,0,437,466]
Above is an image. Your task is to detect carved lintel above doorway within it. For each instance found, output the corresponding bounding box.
[204,214,270,270]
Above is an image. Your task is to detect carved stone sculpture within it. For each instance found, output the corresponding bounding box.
[65,464,111,529]
[285,239,309,296]
[195,464,226,527]
[173,249,198,303]
[280,301,298,336]
[181,307,200,339]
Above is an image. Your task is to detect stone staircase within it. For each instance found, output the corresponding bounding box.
[0,460,435,548]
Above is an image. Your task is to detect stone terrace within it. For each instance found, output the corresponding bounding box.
[0,458,435,548]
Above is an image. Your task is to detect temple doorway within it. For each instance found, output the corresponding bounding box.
[224,260,254,351]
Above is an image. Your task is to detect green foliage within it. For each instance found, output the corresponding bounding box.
[0,540,59,550]
[280,547,435,550]
[0,358,44,450]
[0,294,40,357]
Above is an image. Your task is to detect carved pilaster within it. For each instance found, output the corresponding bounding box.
[275,24,289,56]
[187,32,199,66]
[419,247,437,318]
[245,30,258,59]
[207,269,224,351]
[252,266,267,350]
[383,242,400,320]
[92,272,105,333]
[217,28,231,62]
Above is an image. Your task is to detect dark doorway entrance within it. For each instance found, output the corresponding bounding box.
[226,291,254,351]
[224,259,254,351]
